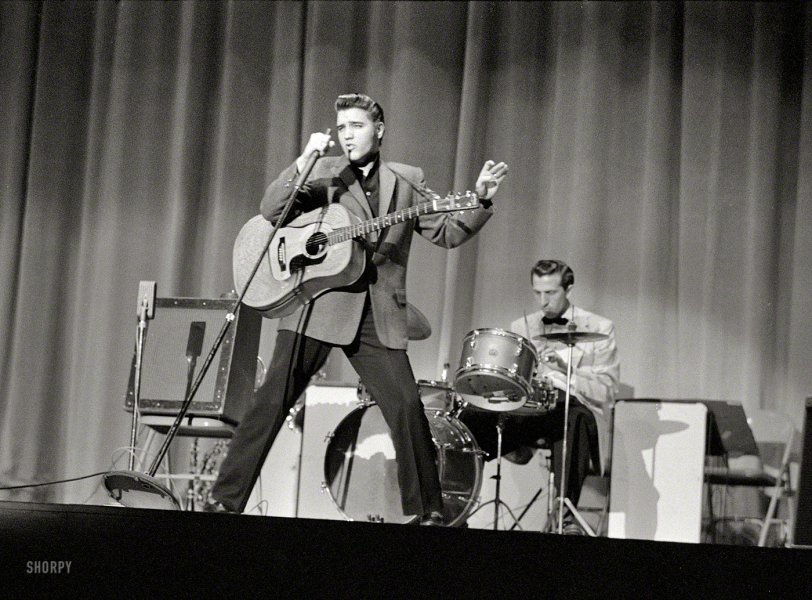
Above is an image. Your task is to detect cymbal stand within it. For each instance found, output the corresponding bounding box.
[555,338,596,536]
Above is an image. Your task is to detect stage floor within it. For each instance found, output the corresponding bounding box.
[1,501,811,597]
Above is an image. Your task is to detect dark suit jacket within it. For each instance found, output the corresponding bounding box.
[260,155,493,349]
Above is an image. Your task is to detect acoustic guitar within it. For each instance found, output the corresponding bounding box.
[233,191,479,318]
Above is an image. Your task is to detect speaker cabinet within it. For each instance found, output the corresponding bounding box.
[793,397,812,547]
[123,298,261,435]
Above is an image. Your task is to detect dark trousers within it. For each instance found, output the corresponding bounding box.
[459,399,599,507]
[211,304,443,516]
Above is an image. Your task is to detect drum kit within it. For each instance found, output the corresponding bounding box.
[320,304,608,531]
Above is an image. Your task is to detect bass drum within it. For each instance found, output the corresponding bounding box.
[323,403,483,526]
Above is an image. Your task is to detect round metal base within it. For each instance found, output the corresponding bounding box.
[103,470,181,510]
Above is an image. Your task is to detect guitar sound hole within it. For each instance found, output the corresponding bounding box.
[305,232,328,257]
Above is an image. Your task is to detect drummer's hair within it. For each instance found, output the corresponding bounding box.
[531,259,574,290]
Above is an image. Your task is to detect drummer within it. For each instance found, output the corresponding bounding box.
[460,259,619,534]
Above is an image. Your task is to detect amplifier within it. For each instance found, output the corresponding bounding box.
[123,298,261,435]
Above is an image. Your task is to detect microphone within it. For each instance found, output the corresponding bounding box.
[293,128,333,191]
[136,280,156,321]
[185,321,206,359]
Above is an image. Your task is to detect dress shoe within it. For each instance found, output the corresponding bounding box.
[201,499,236,514]
[419,511,446,526]
[503,446,534,465]
[560,517,586,535]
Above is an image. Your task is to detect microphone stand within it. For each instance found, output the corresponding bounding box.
[104,136,329,510]
[127,297,149,471]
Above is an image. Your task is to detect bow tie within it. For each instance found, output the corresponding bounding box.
[542,316,569,326]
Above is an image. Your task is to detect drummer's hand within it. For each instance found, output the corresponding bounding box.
[475,160,509,201]
[539,349,567,373]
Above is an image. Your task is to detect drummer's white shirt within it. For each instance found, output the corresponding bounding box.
[509,305,620,473]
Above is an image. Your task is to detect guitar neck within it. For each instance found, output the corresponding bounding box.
[326,199,440,245]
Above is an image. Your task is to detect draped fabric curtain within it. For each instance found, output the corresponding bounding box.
[1,0,810,504]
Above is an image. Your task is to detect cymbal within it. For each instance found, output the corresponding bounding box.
[533,331,608,344]
[406,303,432,340]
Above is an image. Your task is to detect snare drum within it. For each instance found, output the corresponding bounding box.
[455,328,538,412]
[323,403,482,525]
[356,380,456,411]
[458,377,559,417]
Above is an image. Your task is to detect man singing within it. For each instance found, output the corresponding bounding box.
[207,93,508,525]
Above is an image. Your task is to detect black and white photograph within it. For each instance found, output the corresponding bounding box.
[1,1,812,596]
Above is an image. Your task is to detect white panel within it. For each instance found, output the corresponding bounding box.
[297,385,360,520]
[243,421,302,517]
[609,401,707,543]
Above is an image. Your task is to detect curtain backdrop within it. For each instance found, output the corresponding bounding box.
[1,0,810,504]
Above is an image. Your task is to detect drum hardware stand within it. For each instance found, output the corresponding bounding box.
[473,413,514,530]
[103,132,331,509]
[185,437,200,511]
[451,400,467,420]
[508,445,555,531]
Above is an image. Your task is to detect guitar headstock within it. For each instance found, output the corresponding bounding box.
[432,191,481,212]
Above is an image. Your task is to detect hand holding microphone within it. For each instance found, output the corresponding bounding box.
[296,129,335,172]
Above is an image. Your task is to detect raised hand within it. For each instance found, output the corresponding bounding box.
[475,160,509,201]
